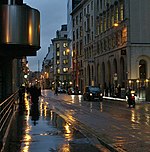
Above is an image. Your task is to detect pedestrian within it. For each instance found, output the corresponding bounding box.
[105,87,108,96]
[54,86,58,95]
[18,85,25,113]
[126,88,132,107]
[29,85,40,104]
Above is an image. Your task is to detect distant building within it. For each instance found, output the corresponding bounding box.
[51,25,72,89]
[41,44,54,89]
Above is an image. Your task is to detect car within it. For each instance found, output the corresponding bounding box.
[57,87,67,93]
[68,87,82,95]
[83,86,103,101]
[68,87,75,95]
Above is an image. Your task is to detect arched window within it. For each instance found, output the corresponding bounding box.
[107,61,111,83]
[113,59,117,73]
[97,64,100,84]
[102,62,105,84]
[139,59,147,79]
[88,65,91,86]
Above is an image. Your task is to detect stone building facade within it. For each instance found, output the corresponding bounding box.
[71,0,150,99]
[51,25,72,90]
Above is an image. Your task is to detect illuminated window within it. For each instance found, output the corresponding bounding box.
[63,59,69,64]
[63,42,68,47]
[120,2,124,21]
[57,51,60,56]
[100,16,103,33]
[122,27,127,44]
[111,9,114,27]
[57,68,60,74]
[63,68,69,72]
[56,43,60,48]
[57,60,60,64]
[107,12,110,29]
[63,51,66,55]
[115,7,119,23]
[66,49,70,55]
[103,14,106,31]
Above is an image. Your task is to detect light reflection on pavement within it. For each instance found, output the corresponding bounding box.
[41,90,150,152]
[17,92,101,152]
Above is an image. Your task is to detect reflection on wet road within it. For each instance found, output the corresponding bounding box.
[42,90,150,152]
[43,90,150,127]
[9,93,101,152]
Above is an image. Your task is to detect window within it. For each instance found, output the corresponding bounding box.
[100,0,102,9]
[73,31,75,41]
[76,15,78,25]
[91,16,93,27]
[87,4,90,14]
[57,68,60,74]
[107,12,110,29]
[64,34,67,38]
[115,7,119,23]
[73,19,75,27]
[91,1,93,10]
[80,26,83,37]
[57,60,60,65]
[139,60,147,79]
[56,43,60,49]
[80,40,83,55]
[63,68,69,73]
[76,29,78,39]
[57,51,60,56]
[84,21,86,31]
[97,0,99,11]
[122,27,127,44]
[103,14,106,31]
[63,50,66,56]
[100,17,103,33]
[80,12,82,22]
[111,8,114,27]
[84,8,86,16]
[63,59,68,64]
[63,42,68,47]
[120,1,124,21]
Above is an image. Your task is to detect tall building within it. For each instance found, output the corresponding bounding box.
[71,0,150,100]
[67,0,82,90]
[51,25,72,90]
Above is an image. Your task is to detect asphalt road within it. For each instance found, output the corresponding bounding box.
[42,90,150,152]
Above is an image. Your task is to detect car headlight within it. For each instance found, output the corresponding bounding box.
[90,93,92,96]
[100,93,103,96]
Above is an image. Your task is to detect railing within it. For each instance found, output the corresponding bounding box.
[0,91,19,152]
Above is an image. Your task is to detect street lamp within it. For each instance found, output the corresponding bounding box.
[114,23,119,27]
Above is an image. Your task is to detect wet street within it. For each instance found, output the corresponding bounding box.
[6,90,150,152]
[6,92,103,152]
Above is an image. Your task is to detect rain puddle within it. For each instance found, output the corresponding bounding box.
[5,98,101,152]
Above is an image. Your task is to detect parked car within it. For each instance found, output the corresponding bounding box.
[83,86,103,101]
[68,87,82,95]
[68,87,74,95]
[57,87,67,93]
